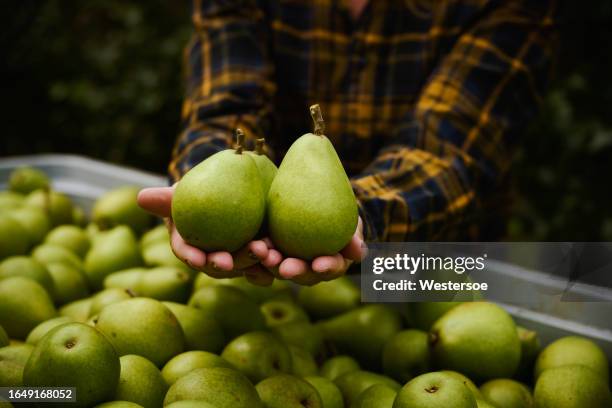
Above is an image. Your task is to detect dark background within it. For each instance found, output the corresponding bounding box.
[1,1,611,241]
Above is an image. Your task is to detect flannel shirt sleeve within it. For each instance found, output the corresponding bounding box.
[352,0,558,242]
[169,0,275,181]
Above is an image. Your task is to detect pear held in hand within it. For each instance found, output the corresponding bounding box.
[267,104,358,260]
[172,129,266,252]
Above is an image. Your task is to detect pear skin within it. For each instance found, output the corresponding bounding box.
[534,336,609,383]
[47,262,90,305]
[93,186,152,234]
[479,379,533,408]
[172,132,265,252]
[320,355,361,381]
[0,256,55,295]
[382,329,431,383]
[318,305,402,370]
[33,243,83,270]
[256,374,323,408]
[246,138,278,195]
[0,277,56,339]
[430,302,521,382]
[163,367,263,408]
[44,225,90,258]
[304,376,344,408]
[9,206,51,245]
[161,350,234,386]
[26,316,74,345]
[289,345,318,377]
[334,370,400,407]
[353,383,397,408]
[9,167,49,194]
[298,277,360,319]
[533,365,611,408]
[0,215,29,259]
[261,299,310,327]
[393,372,477,408]
[162,302,225,353]
[23,322,120,408]
[59,297,93,322]
[271,321,324,356]
[114,354,167,408]
[267,105,358,260]
[25,189,74,226]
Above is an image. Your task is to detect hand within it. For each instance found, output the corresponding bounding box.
[264,217,366,286]
[137,186,277,286]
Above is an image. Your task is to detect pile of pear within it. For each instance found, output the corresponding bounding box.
[1,170,611,407]
[172,105,359,260]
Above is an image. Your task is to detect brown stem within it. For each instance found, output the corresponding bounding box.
[234,128,245,154]
[309,104,325,136]
[255,138,265,155]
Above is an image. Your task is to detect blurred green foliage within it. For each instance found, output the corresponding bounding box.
[1,1,611,240]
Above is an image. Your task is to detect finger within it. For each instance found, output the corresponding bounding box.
[170,225,206,269]
[292,271,321,286]
[243,265,274,287]
[206,251,234,272]
[262,249,283,269]
[137,187,174,218]
[340,235,366,262]
[312,253,346,274]
[232,240,268,270]
[278,258,310,279]
[261,237,275,249]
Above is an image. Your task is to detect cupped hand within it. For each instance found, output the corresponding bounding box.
[137,186,277,286]
[263,217,366,286]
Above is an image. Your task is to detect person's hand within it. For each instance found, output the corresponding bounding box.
[263,217,366,286]
[137,186,277,286]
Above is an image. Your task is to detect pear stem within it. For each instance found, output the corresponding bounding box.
[234,128,245,154]
[255,138,265,155]
[310,104,325,136]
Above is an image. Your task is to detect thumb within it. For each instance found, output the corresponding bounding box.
[137,186,174,218]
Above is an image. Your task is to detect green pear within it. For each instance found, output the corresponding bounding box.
[267,105,358,260]
[393,372,477,408]
[320,355,360,381]
[59,297,93,322]
[0,325,8,347]
[172,130,265,252]
[142,240,188,270]
[26,316,74,345]
[162,302,225,353]
[193,274,293,304]
[136,267,191,302]
[72,206,87,227]
[479,379,533,408]
[406,302,461,330]
[289,345,318,377]
[246,138,278,195]
[533,365,610,408]
[23,322,120,407]
[140,224,168,249]
[9,206,51,245]
[25,189,73,226]
[0,191,24,210]
[0,256,55,294]
[84,226,142,290]
[47,262,90,305]
[304,376,344,408]
[439,371,482,400]
[430,302,520,381]
[256,374,323,408]
[104,268,148,289]
[271,321,324,356]
[534,336,609,383]
[382,329,431,383]
[261,299,310,327]
[298,277,360,319]
[44,225,90,257]
[353,384,397,408]
[162,350,234,386]
[0,215,29,259]
[476,400,497,408]
[114,354,167,408]
[95,298,184,366]
[93,186,152,234]
[165,402,218,408]
[221,331,292,383]
[515,326,540,381]
[334,370,400,407]
[89,288,136,316]
[188,286,266,339]
[0,344,34,386]
[0,277,56,339]
[318,305,402,370]
[32,243,83,270]
[164,367,263,408]
[94,402,144,408]
[9,167,49,194]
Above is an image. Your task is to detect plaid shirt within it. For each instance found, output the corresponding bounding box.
[170,0,558,242]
